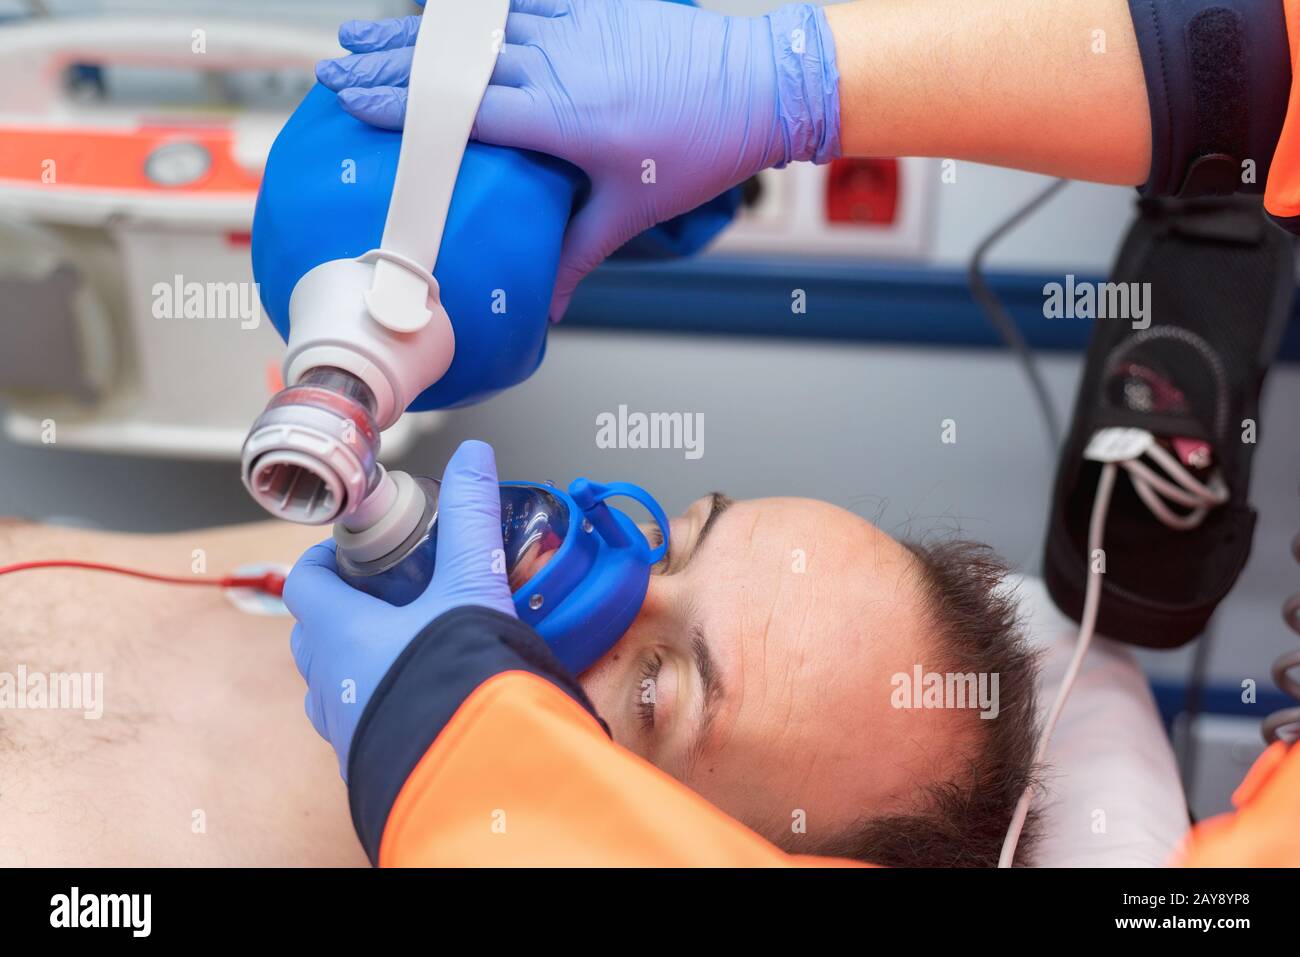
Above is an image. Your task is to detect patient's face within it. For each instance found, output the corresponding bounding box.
[580,495,966,849]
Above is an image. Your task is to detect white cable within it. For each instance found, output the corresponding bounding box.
[1144,442,1230,504]
[1122,444,1228,532]
[1123,457,1215,510]
[1126,471,1210,530]
[999,435,1233,866]
[999,462,1117,867]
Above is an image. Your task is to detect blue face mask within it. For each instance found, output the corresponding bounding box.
[334,475,670,674]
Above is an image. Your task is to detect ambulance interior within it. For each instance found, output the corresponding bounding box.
[0,0,1297,868]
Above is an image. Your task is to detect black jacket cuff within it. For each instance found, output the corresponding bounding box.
[347,605,607,865]
[1128,0,1291,197]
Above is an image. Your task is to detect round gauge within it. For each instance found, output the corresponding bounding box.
[143,141,212,187]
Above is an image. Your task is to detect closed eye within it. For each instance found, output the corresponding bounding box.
[636,651,663,732]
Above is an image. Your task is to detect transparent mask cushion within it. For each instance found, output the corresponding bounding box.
[500,485,571,592]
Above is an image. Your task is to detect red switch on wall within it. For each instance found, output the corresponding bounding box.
[825,158,899,225]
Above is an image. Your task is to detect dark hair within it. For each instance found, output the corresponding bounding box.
[807,540,1043,867]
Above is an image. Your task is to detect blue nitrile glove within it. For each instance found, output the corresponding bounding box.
[315,0,840,320]
[283,440,515,779]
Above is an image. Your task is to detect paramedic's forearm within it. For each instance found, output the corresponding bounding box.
[825,0,1152,186]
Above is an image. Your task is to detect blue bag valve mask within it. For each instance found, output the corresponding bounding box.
[242,0,567,527]
[239,1,717,664]
[333,472,670,673]
[241,0,735,529]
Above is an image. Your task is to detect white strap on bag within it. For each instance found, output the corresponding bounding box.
[363,0,510,335]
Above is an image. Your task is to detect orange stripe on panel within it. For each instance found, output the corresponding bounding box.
[0,127,259,193]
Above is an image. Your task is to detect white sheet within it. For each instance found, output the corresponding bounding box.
[1010,575,1189,867]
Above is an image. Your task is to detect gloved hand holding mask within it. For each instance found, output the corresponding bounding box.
[283,440,515,779]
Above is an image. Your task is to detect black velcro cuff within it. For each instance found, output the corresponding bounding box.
[1128,0,1291,198]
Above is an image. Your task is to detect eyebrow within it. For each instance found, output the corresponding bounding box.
[684,492,732,570]
[684,624,724,778]
[680,492,731,775]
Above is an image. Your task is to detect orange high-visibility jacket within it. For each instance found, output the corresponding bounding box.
[347,0,1300,868]
[347,607,860,866]
[347,596,1297,867]
[1266,0,1300,228]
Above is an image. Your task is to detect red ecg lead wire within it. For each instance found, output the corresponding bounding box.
[0,560,286,597]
